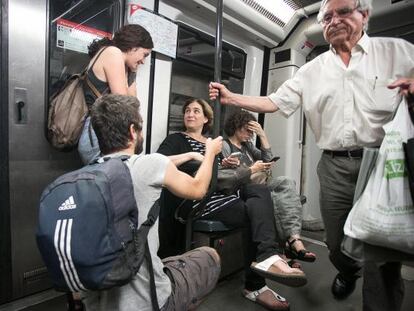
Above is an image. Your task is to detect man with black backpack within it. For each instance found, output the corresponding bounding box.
[79,94,222,310]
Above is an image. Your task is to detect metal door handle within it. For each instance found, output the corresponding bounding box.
[16,101,25,122]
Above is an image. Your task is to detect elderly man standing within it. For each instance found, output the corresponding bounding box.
[209,0,414,310]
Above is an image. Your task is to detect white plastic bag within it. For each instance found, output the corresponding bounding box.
[344,99,414,254]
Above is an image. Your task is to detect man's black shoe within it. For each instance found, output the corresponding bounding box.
[331,273,356,300]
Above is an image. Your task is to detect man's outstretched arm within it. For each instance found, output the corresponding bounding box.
[209,82,278,113]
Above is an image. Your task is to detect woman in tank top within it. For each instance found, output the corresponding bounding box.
[78,24,153,164]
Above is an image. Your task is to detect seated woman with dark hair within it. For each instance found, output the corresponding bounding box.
[222,109,316,262]
[157,98,306,311]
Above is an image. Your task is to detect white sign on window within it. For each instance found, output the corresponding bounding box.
[56,19,112,54]
[127,4,178,58]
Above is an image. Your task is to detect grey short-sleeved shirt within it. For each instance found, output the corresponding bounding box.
[82,153,172,311]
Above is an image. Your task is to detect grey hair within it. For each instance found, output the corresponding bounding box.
[317,0,372,31]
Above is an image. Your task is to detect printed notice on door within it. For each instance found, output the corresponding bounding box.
[127,4,178,58]
[56,19,112,54]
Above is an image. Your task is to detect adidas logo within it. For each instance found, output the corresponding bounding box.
[58,196,77,211]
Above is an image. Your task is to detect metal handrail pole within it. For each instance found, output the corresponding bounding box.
[185,0,224,250]
[210,0,223,191]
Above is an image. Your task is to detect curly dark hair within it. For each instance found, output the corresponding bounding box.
[224,109,256,137]
[88,24,154,57]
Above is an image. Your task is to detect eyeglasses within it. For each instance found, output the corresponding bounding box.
[320,6,358,25]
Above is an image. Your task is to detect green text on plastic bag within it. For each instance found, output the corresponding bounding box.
[384,159,407,179]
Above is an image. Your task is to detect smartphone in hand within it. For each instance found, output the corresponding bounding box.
[229,152,242,159]
[270,156,280,162]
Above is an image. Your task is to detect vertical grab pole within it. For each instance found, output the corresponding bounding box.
[214,0,223,136]
[185,0,224,251]
[210,0,223,191]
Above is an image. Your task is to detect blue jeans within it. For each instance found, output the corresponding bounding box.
[78,117,100,165]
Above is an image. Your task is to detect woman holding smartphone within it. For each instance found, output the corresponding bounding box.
[222,109,316,263]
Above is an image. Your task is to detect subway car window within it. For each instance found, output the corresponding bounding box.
[48,0,121,97]
[176,25,246,79]
[168,61,244,136]
[168,25,245,135]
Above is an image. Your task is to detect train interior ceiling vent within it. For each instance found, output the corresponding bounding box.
[238,0,295,28]
[186,0,323,47]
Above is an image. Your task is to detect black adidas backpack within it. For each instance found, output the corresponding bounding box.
[36,156,159,308]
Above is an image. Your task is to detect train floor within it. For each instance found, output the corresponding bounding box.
[2,231,414,311]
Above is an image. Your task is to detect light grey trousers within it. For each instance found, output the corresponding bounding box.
[267,176,302,242]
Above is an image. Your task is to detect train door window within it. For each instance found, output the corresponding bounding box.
[48,0,122,98]
[176,24,246,79]
[168,24,246,135]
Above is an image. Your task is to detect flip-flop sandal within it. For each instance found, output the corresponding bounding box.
[285,238,316,262]
[250,255,307,287]
[243,286,290,311]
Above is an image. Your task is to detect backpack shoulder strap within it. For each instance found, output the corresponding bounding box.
[145,242,160,311]
[85,77,103,99]
[91,154,130,165]
[86,46,108,72]
[84,47,109,98]
[139,200,160,235]
[140,201,161,311]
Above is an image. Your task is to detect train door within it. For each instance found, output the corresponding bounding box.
[1,0,123,303]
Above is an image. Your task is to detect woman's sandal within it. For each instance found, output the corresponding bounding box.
[285,238,316,262]
[250,255,307,287]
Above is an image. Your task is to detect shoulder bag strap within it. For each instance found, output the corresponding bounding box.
[86,46,108,72]
[84,47,109,147]
[85,76,103,99]
[84,47,109,98]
